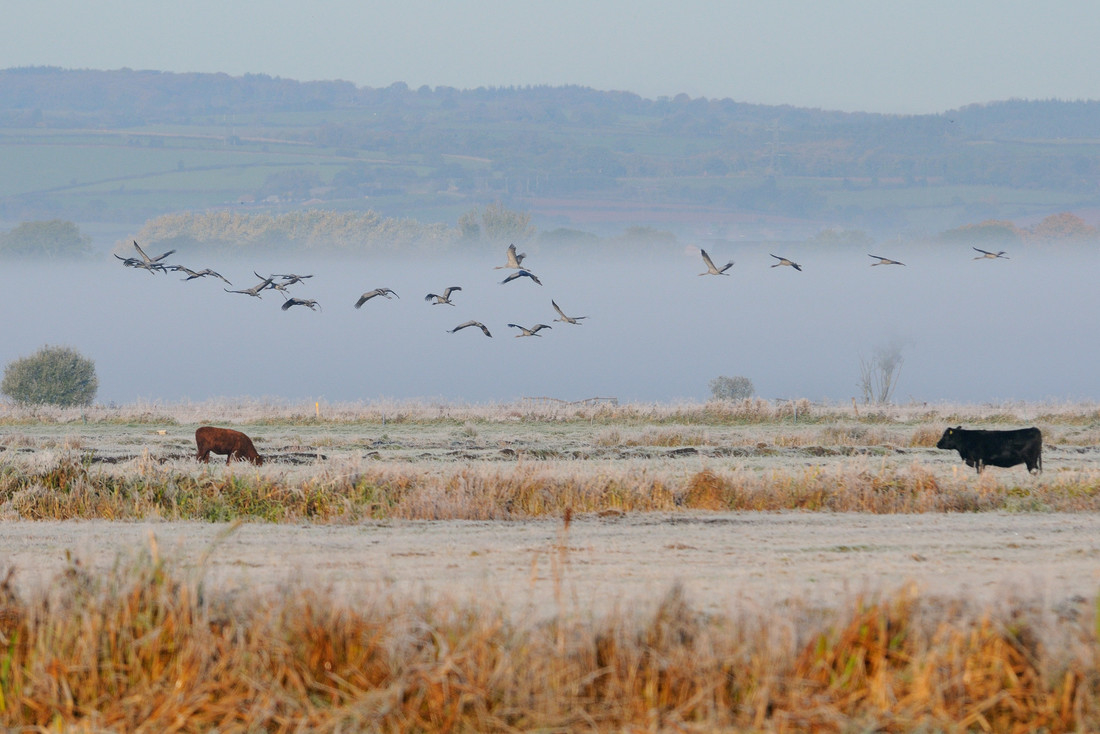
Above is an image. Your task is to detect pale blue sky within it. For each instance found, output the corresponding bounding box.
[2,1,1099,113]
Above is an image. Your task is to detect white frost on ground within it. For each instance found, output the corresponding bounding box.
[5,512,1099,617]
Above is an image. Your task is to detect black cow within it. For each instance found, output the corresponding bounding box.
[935,426,1042,474]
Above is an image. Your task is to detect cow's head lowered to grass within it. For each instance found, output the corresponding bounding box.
[195,426,263,466]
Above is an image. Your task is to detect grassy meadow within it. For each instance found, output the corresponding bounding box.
[2,397,1100,522]
[3,398,1100,730]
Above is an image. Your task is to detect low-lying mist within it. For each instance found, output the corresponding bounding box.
[5,240,1098,405]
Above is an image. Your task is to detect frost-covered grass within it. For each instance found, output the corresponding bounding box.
[0,536,1095,731]
[0,398,1099,521]
[4,395,1099,426]
[2,400,1100,730]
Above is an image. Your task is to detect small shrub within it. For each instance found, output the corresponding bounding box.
[709,375,755,401]
[1,345,98,407]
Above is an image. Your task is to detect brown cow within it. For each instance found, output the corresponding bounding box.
[195,426,263,465]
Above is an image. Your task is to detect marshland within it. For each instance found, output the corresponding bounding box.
[7,34,1100,730]
[3,398,1100,730]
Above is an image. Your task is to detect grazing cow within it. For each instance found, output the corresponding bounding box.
[935,426,1041,474]
[195,426,263,465]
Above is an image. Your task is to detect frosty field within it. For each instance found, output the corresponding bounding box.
[5,399,1100,729]
[3,398,1100,613]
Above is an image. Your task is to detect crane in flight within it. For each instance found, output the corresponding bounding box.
[115,240,175,273]
[273,273,314,286]
[281,297,321,312]
[169,265,232,284]
[132,240,175,267]
[770,254,802,271]
[494,243,527,270]
[355,288,399,308]
[868,254,905,266]
[552,300,587,325]
[973,247,1009,260]
[425,286,462,305]
[698,248,733,275]
[256,273,295,298]
[449,320,493,337]
[508,323,552,337]
[225,273,275,298]
[500,269,543,286]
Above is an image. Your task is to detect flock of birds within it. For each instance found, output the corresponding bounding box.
[116,238,1012,336]
[694,245,1010,276]
[429,243,588,338]
[115,240,589,337]
[116,241,324,311]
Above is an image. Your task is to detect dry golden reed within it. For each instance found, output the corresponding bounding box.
[2,395,1096,428]
[3,455,1100,521]
[0,548,1096,731]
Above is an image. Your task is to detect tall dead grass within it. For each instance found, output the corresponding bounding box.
[3,455,1100,520]
[0,544,1096,731]
[3,396,1098,427]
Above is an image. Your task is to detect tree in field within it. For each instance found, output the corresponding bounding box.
[857,342,903,405]
[457,209,482,241]
[1028,212,1097,242]
[709,375,755,401]
[1,345,98,407]
[0,220,91,258]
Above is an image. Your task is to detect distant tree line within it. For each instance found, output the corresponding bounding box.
[938,212,1100,245]
[130,210,456,254]
[127,203,539,254]
[5,67,1100,200]
[0,209,1089,260]
[126,207,1096,256]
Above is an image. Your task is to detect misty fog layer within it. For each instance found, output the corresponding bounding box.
[5,242,1099,405]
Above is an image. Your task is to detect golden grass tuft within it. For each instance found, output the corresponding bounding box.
[909,425,944,447]
[0,547,1096,731]
[4,454,1100,520]
[790,586,1081,731]
[682,469,732,510]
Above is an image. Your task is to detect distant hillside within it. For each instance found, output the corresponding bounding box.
[1,67,1099,239]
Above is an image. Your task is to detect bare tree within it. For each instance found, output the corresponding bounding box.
[858,342,904,404]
